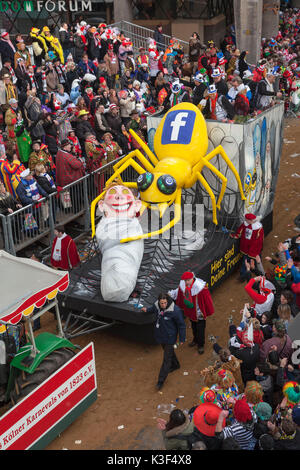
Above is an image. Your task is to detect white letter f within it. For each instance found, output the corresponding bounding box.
[170,112,189,141]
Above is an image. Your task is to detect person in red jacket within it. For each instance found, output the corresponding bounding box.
[230,213,264,282]
[55,139,85,187]
[244,275,275,320]
[51,225,80,270]
[55,139,85,213]
[168,271,214,355]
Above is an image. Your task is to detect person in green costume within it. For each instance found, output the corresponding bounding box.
[16,120,32,164]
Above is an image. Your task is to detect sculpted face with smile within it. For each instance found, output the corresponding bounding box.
[98,184,142,218]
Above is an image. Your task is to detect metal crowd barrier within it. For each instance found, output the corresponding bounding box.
[1,155,140,256]
[109,20,189,54]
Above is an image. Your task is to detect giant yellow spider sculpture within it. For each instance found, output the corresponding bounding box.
[91,102,246,243]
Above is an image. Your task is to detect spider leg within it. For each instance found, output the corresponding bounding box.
[120,189,182,243]
[204,145,246,202]
[201,159,228,210]
[90,188,107,238]
[105,156,147,188]
[113,149,155,174]
[129,129,159,166]
[196,171,218,225]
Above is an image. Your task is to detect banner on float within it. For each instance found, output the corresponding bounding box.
[0,342,97,450]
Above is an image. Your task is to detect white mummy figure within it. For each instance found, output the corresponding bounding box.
[96,184,144,303]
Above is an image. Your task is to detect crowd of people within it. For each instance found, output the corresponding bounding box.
[0,9,300,226]
[155,225,300,451]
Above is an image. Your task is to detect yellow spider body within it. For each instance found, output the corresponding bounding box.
[91,102,246,243]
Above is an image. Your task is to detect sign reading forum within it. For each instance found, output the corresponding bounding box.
[0,1,92,12]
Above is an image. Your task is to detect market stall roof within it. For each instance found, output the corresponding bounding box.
[0,251,69,326]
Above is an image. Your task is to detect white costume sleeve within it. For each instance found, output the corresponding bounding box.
[168,288,179,300]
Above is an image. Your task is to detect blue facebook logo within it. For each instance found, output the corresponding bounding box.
[161,110,196,145]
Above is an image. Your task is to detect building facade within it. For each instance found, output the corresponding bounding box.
[0,0,113,34]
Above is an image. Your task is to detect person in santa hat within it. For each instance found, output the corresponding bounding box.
[148,39,164,85]
[230,213,264,282]
[252,61,267,83]
[244,275,275,320]
[118,38,133,75]
[0,31,16,66]
[281,68,296,98]
[168,271,214,354]
[51,225,80,271]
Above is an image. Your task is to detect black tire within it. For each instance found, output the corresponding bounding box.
[10,348,76,406]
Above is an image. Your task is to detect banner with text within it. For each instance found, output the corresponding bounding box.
[0,342,97,450]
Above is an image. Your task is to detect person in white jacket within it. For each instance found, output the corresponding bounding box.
[118,88,136,126]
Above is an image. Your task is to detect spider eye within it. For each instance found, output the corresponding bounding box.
[137,172,153,192]
[157,175,177,195]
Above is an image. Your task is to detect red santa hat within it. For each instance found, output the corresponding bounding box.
[244,213,257,224]
[234,398,252,423]
[181,271,194,281]
[1,31,9,38]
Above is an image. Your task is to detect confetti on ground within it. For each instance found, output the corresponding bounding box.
[135,408,143,411]
[118,425,124,430]
[291,173,300,178]
[290,153,300,158]
[75,440,82,445]
[183,372,189,376]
